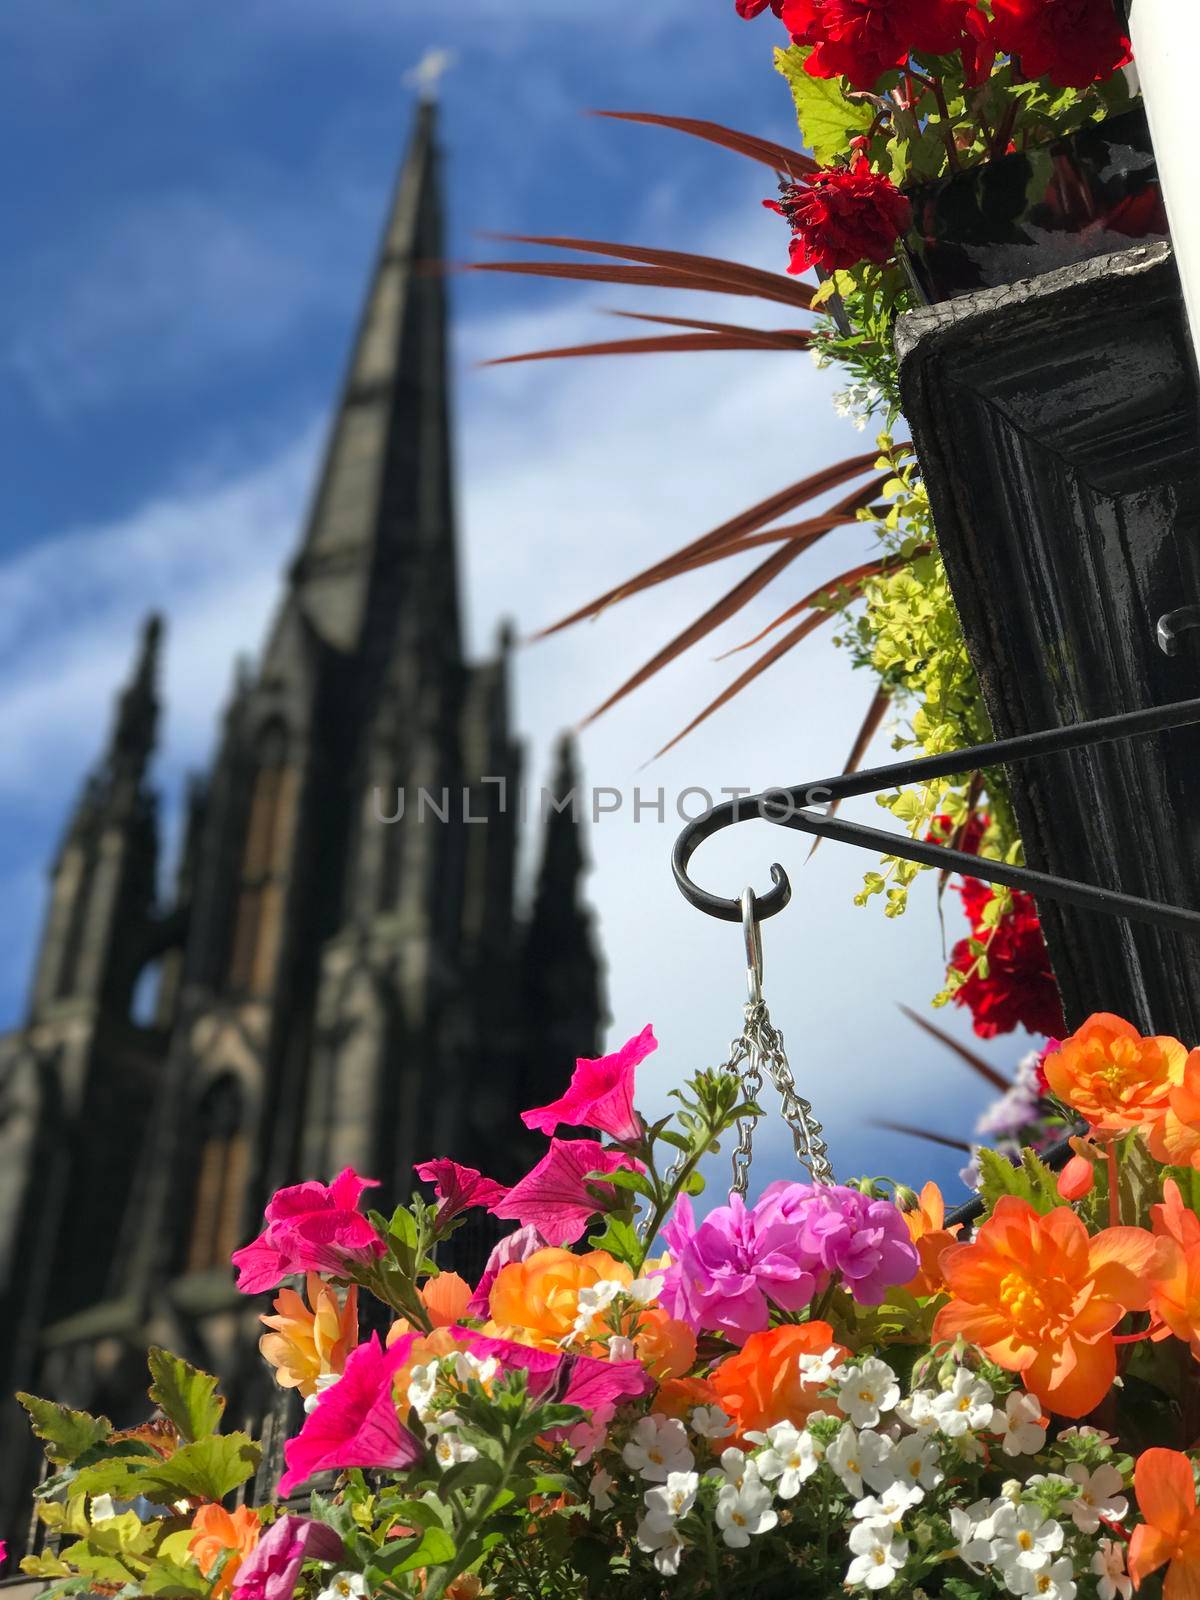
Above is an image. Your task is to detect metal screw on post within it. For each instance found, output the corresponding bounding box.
[1158,607,1200,656]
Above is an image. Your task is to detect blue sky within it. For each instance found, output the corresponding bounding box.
[0,0,1039,1203]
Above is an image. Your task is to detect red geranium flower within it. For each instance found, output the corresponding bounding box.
[734,0,785,15]
[989,0,1131,89]
[950,878,1067,1039]
[774,158,911,274]
[780,0,973,91]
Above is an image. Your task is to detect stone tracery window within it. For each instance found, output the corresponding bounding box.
[227,722,296,996]
[186,1074,248,1273]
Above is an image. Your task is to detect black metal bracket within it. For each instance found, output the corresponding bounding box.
[672,694,1200,938]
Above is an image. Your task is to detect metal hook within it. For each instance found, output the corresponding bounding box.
[741,887,765,1005]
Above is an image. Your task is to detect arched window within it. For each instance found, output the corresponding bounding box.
[186,1075,248,1273]
[227,722,296,995]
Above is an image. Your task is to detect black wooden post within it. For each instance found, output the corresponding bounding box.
[897,241,1200,1039]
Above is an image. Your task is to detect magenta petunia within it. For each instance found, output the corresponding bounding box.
[414,1158,509,1222]
[489,1139,641,1247]
[659,1192,820,1343]
[231,1168,385,1295]
[231,1517,345,1600]
[466,1223,546,1316]
[521,1025,657,1142]
[754,1182,919,1305]
[277,1334,422,1497]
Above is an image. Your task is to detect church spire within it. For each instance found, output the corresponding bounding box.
[105,612,162,800]
[268,100,460,667]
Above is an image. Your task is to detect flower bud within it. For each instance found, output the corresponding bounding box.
[1057,1153,1095,1200]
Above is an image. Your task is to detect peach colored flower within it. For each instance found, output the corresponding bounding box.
[934,1196,1166,1417]
[709,1321,847,1443]
[1044,1013,1186,1138]
[419,1272,473,1328]
[633,1308,697,1380]
[1148,1051,1200,1170]
[188,1505,260,1598]
[900,1181,960,1298]
[487,1247,631,1348]
[654,1374,721,1421]
[1129,1448,1200,1600]
[1146,1180,1200,1359]
[259,1273,358,1399]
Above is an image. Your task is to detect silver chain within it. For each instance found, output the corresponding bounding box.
[728,998,835,1195]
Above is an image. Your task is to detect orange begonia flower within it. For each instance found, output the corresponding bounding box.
[934,1196,1166,1417]
[1129,1448,1200,1600]
[654,1374,721,1421]
[188,1505,260,1598]
[1148,1052,1200,1170]
[420,1272,473,1327]
[709,1321,847,1443]
[901,1181,961,1298]
[487,1247,631,1348]
[258,1273,358,1398]
[1043,1013,1187,1138]
[633,1308,697,1380]
[1146,1180,1200,1359]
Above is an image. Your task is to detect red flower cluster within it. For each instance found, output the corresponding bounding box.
[774,158,911,274]
[925,809,988,856]
[736,0,1131,92]
[778,0,972,91]
[990,0,1131,90]
[950,878,1067,1040]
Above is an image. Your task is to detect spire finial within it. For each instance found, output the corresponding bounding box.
[403,47,457,104]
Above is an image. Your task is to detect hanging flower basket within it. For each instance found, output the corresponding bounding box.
[902,104,1170,305]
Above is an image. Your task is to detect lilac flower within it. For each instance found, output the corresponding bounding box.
[753,1182,918,1306]
[658,1193,819,1342]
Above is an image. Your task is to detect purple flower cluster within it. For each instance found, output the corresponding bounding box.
[659,1182,918,1343]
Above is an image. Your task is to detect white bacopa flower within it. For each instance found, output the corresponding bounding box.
[690,1404,734,1440]
[949,1506,995,1573]
[838,1358,902,1429]
[715,1477,778,1549]
[828,1423,891,1498]
[853,1483,923,1524]
[446,1351,497,1387]
[305,1371,342,1415]
[608,1336,636,1363]
[749,1422,820,1498]
[896,1389,939,1434]
[433,1430,478,1470]
[628,1273,665,1305]
[992,1391,1047,1458]
[988,1501,1064,1577]
[718,1445,753,1490]
[1065,1462,1128,1534]
[589,1467,616,1512]
[573,1281,623,1336]
[1092,1538,1132,1600]
[623,1414,695,1483]
[797,1345,844,1384]
[886,1432,944,1493]
[1014,1555,1077,1600]
[406,1362,439,1422]
[846,1518,909,1590]
[636,1515,686,1575]
[316,1574,368,1600]
[931,1371,995,1437]
[643,1470,700,1533]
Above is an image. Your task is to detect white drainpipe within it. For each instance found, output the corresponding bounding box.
[1128,0,1200,359]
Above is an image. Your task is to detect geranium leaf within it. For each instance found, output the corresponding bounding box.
[774,45,874,166]
[136,1433,261,1503]
[147,1347,225,1443]
[17,1393,112,1466]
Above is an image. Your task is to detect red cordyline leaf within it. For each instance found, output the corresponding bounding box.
[477,233,817,310]
[653,600,855,761]
[465,258,808,310]
[806,683,893,861]
[870,1118,974,1155]
[480,329,807,367]
[590,110,817,181]
[608,311,811,344]
[897,1002,1013,1092]
[533,450,889,640]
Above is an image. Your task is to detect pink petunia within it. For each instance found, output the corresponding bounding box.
[489,1139,641,1247]
[414,1158,509,1222]
[232,1168,385,1295]
[466,1223,546,1316]
[521,1025,657,1143]
[277,1334,422,1496]
[231,1517,344,1600]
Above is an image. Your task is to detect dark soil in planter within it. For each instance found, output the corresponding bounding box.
[902,104,1168,304]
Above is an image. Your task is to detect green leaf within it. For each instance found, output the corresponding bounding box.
[774,44,874,165]
[17,1394,112,1466]
[585,1213,641,1265]
[596,1166,655,1201]
[147,1347,225,1443]
[386,1525,456,1575]
[976,1147,1032,1212]
[137,1433,261,1502]
[682,1170,706,1197]
[142,1561,214,1598]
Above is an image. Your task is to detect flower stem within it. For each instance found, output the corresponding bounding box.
[1107,1140,1121,1228]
